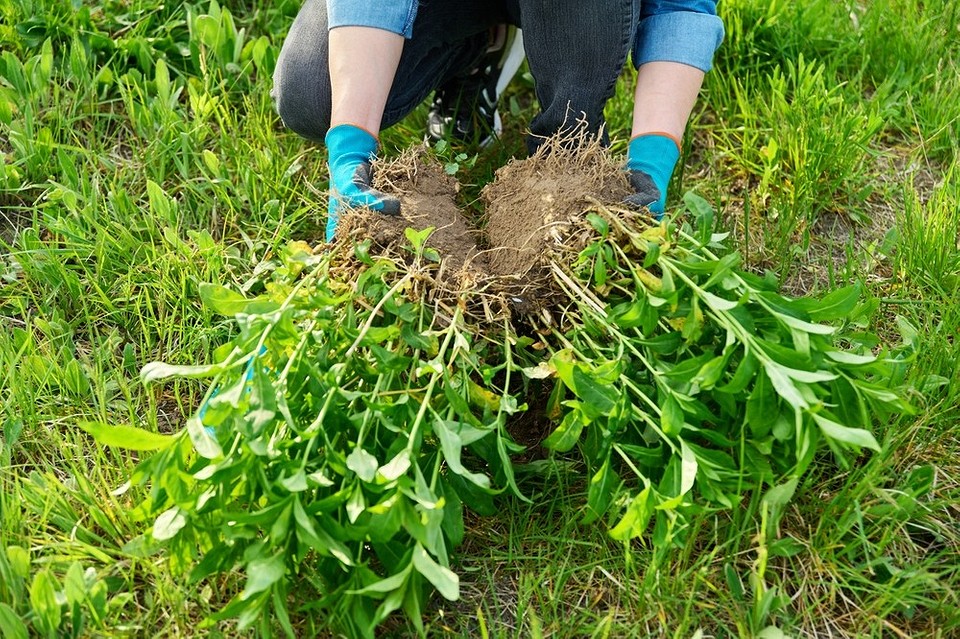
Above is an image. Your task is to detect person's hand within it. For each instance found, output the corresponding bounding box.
[325,124,400,241]
[624,133,680,219]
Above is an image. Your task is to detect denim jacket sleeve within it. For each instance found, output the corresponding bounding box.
[633,0,725,72]
[326,0,419,38]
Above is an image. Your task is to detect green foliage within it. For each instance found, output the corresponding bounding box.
[125,242,524,637]
[1,0,959,635]
[710,54,884,257]
[539,196,913,548]
[113,197,919,634]
[0,544,111,639]
[893,163,960,297]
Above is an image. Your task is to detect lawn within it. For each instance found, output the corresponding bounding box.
[1,0,959,637]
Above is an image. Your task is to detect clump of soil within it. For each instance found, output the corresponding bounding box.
[339,146,486,282]
[482,134,631,278]
[335,135,635,317]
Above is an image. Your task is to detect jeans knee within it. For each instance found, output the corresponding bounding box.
[271,58,330,143]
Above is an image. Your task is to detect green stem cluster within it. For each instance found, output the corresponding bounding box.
[536,195,914,546]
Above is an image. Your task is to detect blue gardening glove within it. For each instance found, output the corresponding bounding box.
[325,124,401,241]
[624,133,681,220]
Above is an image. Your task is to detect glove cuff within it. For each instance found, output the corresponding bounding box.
[630,131,681,153]
[626,134,681,177]
[325,124,380,164]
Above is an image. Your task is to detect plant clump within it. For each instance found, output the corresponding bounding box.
[94,140,916,638]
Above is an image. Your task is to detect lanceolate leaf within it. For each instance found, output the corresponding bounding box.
[771,311,836,335]
[542,410,584,452]
[140,360,227,384]
[187,416,223,459]
[241,553,286,599]
[763,362,809,409]
[411,545,458,601]
[796,284,861,321]
[200,282,251,317]
[583,457,619,525]
[812,413,881,452]
[762,478,799,508]
[609,488,654,541]
[679,440,698,496]
[0,603,28,639]
[78,422,177,451]
[152,507,186,541]
[433,419,491,488]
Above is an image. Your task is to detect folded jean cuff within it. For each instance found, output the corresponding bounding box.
[633,12,724,73]
[327,0,418,38]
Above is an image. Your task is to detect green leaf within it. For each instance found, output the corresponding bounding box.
[6,545,30,579]
[583,458,619,525]
[585,212,609,236]
[701,290,738,312]
[660,394,684,436]
[679,440,698,495]
[609,487,654,541]
[745,370,778,437]
[346,484,366,523]
[800,285,860,321]
[278,471,308,493]
[542,411,584,453]
[763,363,809,409]
[186,416,223,459]
[146,180,173,219]
[825,350,877,366]
[62,358,91,396]
[0,603,28,639]
[756,626,790,639]
[813,413,880,452]
[772,311,835,335]
[642,240,661,268]
[701,252,742,290]
[62,562,86,607]
[377,451,412,483]
[140,360,224,384]
[199,283,250,316]
[29,570,61,636]
[241,553,286,599]
[346,448,379,483]
[348,563,412,595]
[78,421,176,451]
[571,366,618,416]
[152,507,187,541]
[433,419,491,488]
[637,332,683,354]
[293,498,353,565]
[550,350,576,391]
[404,226,435,253]
[762,478,799,508]
[411,545,458,601]
[683,192,715,237]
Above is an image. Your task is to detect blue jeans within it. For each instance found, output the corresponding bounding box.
[273,0,641,153]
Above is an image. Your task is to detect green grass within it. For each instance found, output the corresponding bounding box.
[2,0,959,636]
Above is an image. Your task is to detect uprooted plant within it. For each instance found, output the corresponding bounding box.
[526,195,915,546]
[87,236,527,638]
[83,144,917,637]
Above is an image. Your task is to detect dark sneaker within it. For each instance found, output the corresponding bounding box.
[426,26,524,147]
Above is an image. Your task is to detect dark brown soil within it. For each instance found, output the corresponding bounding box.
[340,147,487,279]
[481,137,631,278]
[336,138,633,315]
